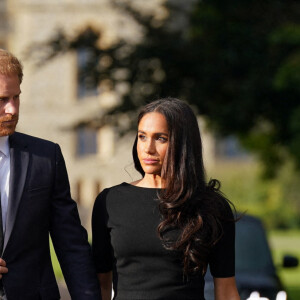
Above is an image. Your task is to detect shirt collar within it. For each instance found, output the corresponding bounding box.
[0,135,9,157]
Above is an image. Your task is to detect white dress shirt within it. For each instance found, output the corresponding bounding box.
[0,135,10,233]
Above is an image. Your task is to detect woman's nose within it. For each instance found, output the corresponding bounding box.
[145,139,156,154]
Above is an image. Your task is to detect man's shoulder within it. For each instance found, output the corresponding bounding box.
[10,132,58,154]
[11,132,56,146]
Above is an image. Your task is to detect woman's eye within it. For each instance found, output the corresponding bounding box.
[158,136,168,142]
[138,134,146,141]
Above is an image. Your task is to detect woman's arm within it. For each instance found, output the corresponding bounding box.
[98,271,113,300]
[214,277,240,300]
[92,190,114,300]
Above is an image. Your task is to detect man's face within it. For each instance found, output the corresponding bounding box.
[0,74,21,136]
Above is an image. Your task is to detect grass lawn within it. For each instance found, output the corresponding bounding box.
[50,239,64,280]
[269,230,300,299]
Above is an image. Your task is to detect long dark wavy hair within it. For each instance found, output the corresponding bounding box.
[133,97,235,275]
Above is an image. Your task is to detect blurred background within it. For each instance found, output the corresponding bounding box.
[1,0,299,299]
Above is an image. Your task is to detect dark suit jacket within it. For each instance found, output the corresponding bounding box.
[2,132,101,300]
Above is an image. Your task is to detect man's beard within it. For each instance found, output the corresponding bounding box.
[0,114,19,136]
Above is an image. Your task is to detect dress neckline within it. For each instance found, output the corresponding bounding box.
[121,182,161,191]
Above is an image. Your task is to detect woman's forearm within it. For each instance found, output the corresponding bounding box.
[214,277,240,300]
[98,271,113,300]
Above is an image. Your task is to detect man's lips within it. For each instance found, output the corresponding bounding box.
[0,116,18,122]
[2,120,16,123]
[1,119,18,126]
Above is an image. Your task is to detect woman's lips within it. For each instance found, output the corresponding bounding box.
[143,159,159,164]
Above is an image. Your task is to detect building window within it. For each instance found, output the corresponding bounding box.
[216,136,249,160]
[77,47,99,99]
[76,126,98,156]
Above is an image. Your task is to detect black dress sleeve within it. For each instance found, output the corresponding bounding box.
[208,201,235,278]
[92,188,114,273]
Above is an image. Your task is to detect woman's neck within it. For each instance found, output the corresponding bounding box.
[133,174,164,188]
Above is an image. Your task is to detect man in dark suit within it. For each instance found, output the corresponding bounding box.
[0,49,101,299]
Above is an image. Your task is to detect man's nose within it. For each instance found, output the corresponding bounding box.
[5,99,18,115]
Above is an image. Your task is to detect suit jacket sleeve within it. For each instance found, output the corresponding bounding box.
[49,144,101,299]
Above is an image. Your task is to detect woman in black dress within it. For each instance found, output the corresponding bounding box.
[92,98,240,300]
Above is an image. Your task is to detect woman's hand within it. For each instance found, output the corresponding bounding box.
[214,276,240,300]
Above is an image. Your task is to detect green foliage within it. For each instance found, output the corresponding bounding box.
[210,160,300,229]
[189,0,300,177]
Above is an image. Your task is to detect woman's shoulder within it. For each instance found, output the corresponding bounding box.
[95,182,148,201]
[201,185,235,220]
[211,192,234,220]
[95,182,129,199]
[93,183,128,212]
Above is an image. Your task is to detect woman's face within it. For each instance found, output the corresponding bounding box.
[137,112,169,176]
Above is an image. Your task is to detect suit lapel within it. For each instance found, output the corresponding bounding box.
[3,133,29,251]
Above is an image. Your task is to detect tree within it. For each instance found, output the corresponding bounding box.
[30,0,300,177]
[188,0,300,177]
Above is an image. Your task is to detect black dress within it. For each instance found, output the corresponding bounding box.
[92,183,235,300]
